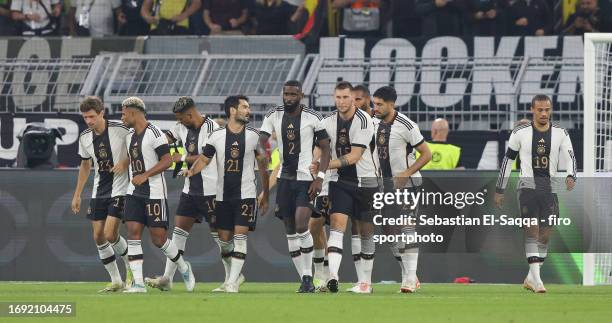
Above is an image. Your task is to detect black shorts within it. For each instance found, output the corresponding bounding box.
[216,198,257,231]
[329,181,378,223]
[87,196,125,221]
[380,186,420,221]
[517,189,559,228]
[312,195,331,225]
[124,195,169,228]
[275,179,313,219]
[176,193,217,227]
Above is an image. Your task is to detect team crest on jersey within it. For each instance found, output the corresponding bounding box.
[339,129,349,145]
[286,123,296,140]
[188,142,196,154]
[377,129,386,145]
[231,141,240,158]
[131,147,139,158]
[99,147,108,159]
[536,138,546,155]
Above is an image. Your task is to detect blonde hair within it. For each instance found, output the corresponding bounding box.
[122,97,146,110]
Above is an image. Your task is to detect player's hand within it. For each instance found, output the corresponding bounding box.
[393,176,409,190]
[566,176,576,191]
[29,13,42,22]
[309,161,320,176]
[132,174,149,186]
[495,193,504,209]
[229,18,240,28]
[209,23,222,34]
[308,178,322,200]
[71,196,81,214]
[171,153,183,163]
[111,162,127,175]
[144,15,159,25]
[258,192,269,216]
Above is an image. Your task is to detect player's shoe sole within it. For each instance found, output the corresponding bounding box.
[327,279,339,293]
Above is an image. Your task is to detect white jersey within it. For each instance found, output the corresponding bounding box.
[260,105,328,181]
[202,125,260,201]
[496,123,577,193]
[375,111,425,187]
[322,108,378,188]
[170,117,219,196]
[78,120,130,198]
[126,123,170,199]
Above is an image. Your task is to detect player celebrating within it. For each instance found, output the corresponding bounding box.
[322,81,379,293]
[120,97,195,293]
[72,96,132,292]
[144,97,241,292]
[185,95,270,293]
[495,94,577,293]
[372,86,432,293]
[259,80,331,293]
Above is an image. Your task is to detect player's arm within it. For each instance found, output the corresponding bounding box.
[309,133,331,199]
[560,130,577,191]
[132,136,172,185]
[402,141,432,177]
[185,144,213,177]
[495,132,520,208]
[111,158,129,174]
[72,158,92,214]
[255,141,270,215]
[328,122,373,170]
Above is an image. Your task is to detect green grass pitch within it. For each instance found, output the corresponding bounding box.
[0,282,611,322]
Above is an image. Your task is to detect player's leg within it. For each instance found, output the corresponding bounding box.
[309,215,328,289]
[124,220,146,293]
[224,199,257,293]
[215,228,235,291]
[519,189,546,293]
[398,202,420,293]
[103,196,131,286]
[277,179,305,281]
[350,218,363,287]
[351,187,378,294]
[92,219,123,291]
[326,182,353,292]
[295,205,315,292]
[147,199,195,292]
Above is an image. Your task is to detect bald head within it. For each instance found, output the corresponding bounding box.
[431,118,449,142]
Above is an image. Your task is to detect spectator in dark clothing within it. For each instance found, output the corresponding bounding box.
[416,0,470,38]
[562,0,611,35]
[203,0,248,35]
[391,0,422,38]
[506,0,551,36]
[119,0,149,35]
[252,0,294,35]
[0,0,16,36]
[470,0,503,36]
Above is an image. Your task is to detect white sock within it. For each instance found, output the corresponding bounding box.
[402,247,419,282]
[525,237,541,281]
[327,229,344,280]
[351,235,363,283]
[127,240,144,286]
[299,231,314,277]
[287,233,303,279]
[160,239,188,274]
[98,241,122,284]
[228,234,247,284]
[218,239,234,283]
[111,235,129,270]
[390,244,405,275]
[360,235,375,285]
[163,227,189,279]
[313,248,326,281]
[538,241,548,268]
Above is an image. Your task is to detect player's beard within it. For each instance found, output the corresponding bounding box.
[284,102,299,113]
[237,115,250,124]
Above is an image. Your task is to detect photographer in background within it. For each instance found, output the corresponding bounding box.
[562,0,611,35]
[68,0,126,37]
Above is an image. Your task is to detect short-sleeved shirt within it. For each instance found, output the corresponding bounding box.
[169,116,219,196]
[202,125,260,201]
[154,0,189,29]
[126,123,171,199]
[78,120,130,198]
[260,105,328,181]
[321,108,378,188]
[11,0,60,30]
[72,0,121,36]
[375,111,425,187]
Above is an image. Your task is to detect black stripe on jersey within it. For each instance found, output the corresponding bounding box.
[223,128,246,201]
[376,121,393,178]
[108,121,129,131]
[205,118,214,134]
[246,126,260,136]
[147,124,162,138]
[395,115,414,131]
[512,123,531,134]
[336,115,358,182]
[355,109,368,129]
[280,112,301,178]
[211,126,225,134]
[185,127,204,195]
[93,123,115,198]
[129,131,150,197]
[412,138,425,148]
[531,126,552,191]
[265,106,284,118]
[569,150,577,177]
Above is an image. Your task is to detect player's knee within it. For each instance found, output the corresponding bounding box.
[104,230,118,244]
[151,235,167,248]
[92,231,106,245]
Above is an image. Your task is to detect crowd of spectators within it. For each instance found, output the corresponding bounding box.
[0,0,610,38]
